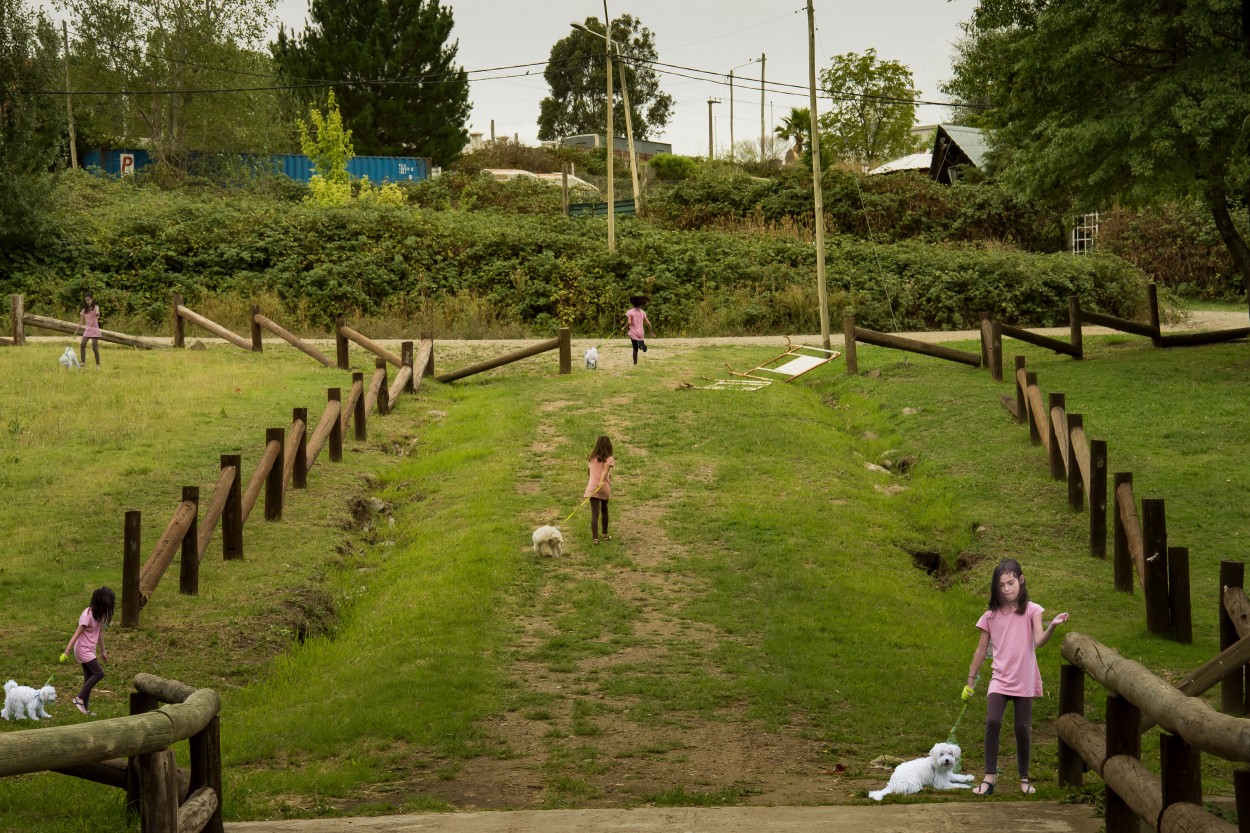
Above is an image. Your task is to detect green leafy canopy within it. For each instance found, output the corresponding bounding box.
[818,49,918,172]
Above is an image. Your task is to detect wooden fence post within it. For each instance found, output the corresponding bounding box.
[1160,733,1202,816]
[1234,769,1250,833]
[1169,546,1192,644]
[1048,392,1065,480]
[250,304,263,352]
[189,714,224,833]
[1067,414,1084,511]
[980,313,991,369]
[1113,473,1134,593]
[1058,663,1085,787]
[122,510,142,627]
[10,294,25,346]
[422,337,435,378]
[1069,295,1083,360]
[402,341,416,392]
[1013,356,1027,425]
[135,749,179,833]
[264,428,284,521]
[172,293,184,349]
[989,321,1002,382]
[1142,498,1171,636]
[1147,283,1162,347]
[1104,693,1141,833]
[179,486,200,596]
[353,372,367,441]
[1090,439,1108,558]
[1025,372,1041,445]
[335,317,349,369]
[126,690,159,815]
[328,388,343,462]
[376,360,390,416]
[292,408,308,489]
[221,455,242,561]
[1221,560,1246,715]
[842,317,858,375]
[558,327,571,375]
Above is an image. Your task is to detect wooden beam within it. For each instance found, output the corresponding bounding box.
[174,306,251,351]
[253,314,334,367]
[23,312,162,349]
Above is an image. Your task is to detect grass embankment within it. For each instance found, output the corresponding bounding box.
[1,334,1247,829]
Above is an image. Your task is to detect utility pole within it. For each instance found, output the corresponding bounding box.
[806,6,830,349]
[729,71,735,160]
[616,45,642,216]
[62,21,78,169]
[604,3,615,252]
[760,53,767,161]
[707,99,720,160]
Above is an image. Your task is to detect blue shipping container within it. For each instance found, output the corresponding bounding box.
[82,149,429,184]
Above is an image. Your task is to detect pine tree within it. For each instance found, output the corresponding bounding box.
[274,0,471,166]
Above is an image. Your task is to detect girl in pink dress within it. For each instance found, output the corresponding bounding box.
[963,559,1068,795]
[64,586,115,715]
[623,296,653,365]
[79,293,101,367]
[584,435,615,544]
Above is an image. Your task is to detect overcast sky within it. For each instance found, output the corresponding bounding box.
[269,0,978,157]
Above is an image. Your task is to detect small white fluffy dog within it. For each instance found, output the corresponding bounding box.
[2,679,57,720]
[868,741,973,800]
[532,525,564,557]
[584,347,598,370]
[59,347,82,369]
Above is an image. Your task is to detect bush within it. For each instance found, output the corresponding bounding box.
[648,153,699,182]
[0,174,1149,338]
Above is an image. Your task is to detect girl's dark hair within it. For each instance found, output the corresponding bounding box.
[988,558,1029,615]
[629,295,647,307]
[589,435,613,462]
[82,293,97,312]
[90,586,115,626]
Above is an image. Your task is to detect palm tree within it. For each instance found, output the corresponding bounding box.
[774,107,810,159]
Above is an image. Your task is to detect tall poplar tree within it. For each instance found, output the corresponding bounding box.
[274,0,470,165]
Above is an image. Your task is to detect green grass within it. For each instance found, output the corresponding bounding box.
[2,334,1249,828]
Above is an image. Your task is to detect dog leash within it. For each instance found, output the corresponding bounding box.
[947,670,982,746]
[559,468,610,526]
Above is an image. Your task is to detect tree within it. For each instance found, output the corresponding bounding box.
[948,1,1250,314]
[297,91,403,207]
[61,0,289,168]
[274,0,471,166]
[537,14,673,142]
[774,107,810,159]
[0,0,63,254]
[818,49,917,171]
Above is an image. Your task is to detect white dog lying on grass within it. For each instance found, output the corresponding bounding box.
[2,679,58,720]
[868,741,973,800]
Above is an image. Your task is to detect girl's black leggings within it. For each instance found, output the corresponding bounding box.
[80,336,99,366]
[79,658,105,705]
[589,497,609,539]
[983,692,1033,778]
[631,339,647,364]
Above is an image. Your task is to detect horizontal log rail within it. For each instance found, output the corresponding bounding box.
[240,439,281,524]
[413,339,434,387]
[1159,327,1250,348]
[305,399,343,469]
[338,324,402,367]
[363,364,388,417]
[1050,405,1068,471]
[1070,425,1092,499]
[1026,383,1048,453]
[138,500,197,604]
[1116,482,1146,589]
[253,313,334,367]
[281,417,307,491]
[22,312,163,349]
[848,324,982,368]
[176,305,252,351]
[998,321,1081,357]
[0,684,219,778]
[388,366,413,404]
[1138,628,1250,734]
[1079,308,1161,341]
[195,465,236,562]
[436,336,564,382]
[340,377,363,435]
[1063,632,1250,762]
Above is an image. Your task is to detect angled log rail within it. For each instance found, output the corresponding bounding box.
[1057,631,1250,833]
[1004,357,1191,642]
[841,316,981,375]
[10,293,164,349]
[435,328,572,383]
[0,674,223,833]
[172,294,254,352]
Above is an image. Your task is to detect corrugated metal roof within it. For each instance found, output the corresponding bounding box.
[868,152,932,175]
[936,125,988,169]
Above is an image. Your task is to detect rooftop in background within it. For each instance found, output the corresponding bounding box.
[929,125,988,184]
[868,152,932,176]
[560,134,673,161]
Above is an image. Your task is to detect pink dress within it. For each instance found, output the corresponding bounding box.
[585,455,615,499]
[81,307,101,338]
[74,607,104,663]
[977,601,1044,697]
[626,308,649,340]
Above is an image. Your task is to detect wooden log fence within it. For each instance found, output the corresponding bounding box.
[436,329,572,382]
[841,316,981,374]
[252,313,334,367]
[1058,631,1250,833]
[0,674,223,833]
[337,319,402,368]
[10,295,163,350]
[173,295,254,352]
[363,359,389,417]
[1004,356,1191,641]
